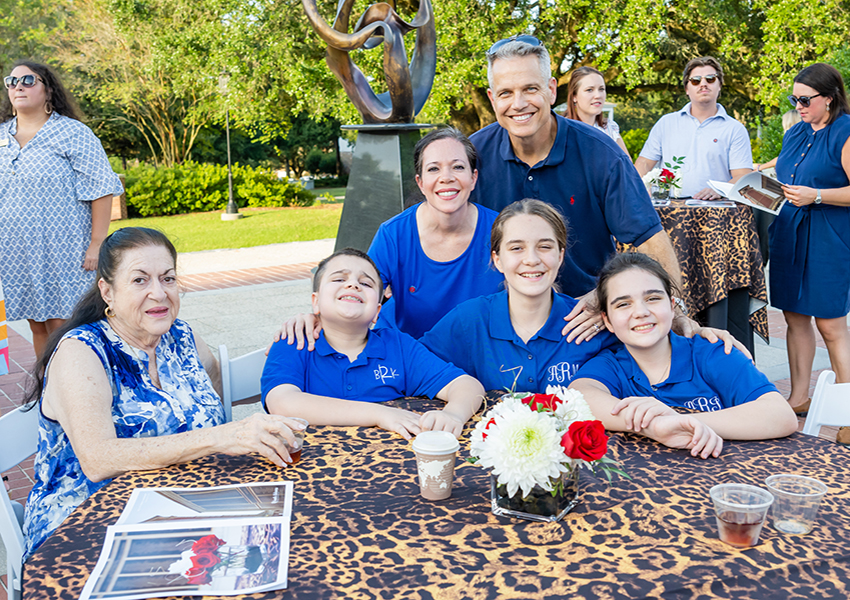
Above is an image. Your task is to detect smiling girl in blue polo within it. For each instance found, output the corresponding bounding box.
[421,199,621,393]
[570,253,798,456]
[262,248,484,439]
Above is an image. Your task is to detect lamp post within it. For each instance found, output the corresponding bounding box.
[219,72,243,221]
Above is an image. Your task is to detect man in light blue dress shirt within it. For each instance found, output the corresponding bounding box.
[635,57,753,199]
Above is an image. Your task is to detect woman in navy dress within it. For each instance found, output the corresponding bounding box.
[770,63,850,444]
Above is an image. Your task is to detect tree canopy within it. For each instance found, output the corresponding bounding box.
[5,0,849,164]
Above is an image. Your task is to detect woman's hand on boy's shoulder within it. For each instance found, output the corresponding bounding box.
[419,410,464,438]
[266,313,323,354]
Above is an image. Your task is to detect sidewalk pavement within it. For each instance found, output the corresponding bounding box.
[0,238,843,594]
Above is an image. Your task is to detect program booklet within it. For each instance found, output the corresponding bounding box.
[79,481,293,600]
[707,171,787,215]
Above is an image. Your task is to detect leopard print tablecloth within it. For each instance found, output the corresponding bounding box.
[24,399,849,600]
[620,202,769,340]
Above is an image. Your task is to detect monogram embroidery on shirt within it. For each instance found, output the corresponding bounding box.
[683,396,722,412]
[374,365,399,383]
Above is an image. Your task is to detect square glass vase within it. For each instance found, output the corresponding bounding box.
[490,469,580,523]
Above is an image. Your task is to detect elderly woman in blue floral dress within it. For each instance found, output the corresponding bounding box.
[0,61,123,358]
[22,228,304,559]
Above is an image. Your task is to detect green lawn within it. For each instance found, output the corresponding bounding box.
[108,205,343,253]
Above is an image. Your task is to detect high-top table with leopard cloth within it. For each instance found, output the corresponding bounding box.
[24,398,849,600]
[620,200,768,356]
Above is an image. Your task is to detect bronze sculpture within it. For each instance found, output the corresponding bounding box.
[302,0,436,124]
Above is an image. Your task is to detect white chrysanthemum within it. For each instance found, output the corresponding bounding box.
[642,167,661,186]
[474,403,566,498]
[546,385,596,426]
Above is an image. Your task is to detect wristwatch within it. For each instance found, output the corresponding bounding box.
[815,189,822,204]
[672,296,689,316]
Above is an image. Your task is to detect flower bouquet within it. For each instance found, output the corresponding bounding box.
[643,156,685,200]
[469,386,626,522]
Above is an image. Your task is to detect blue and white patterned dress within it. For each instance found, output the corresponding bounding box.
[0,113,123,321]
[22,318,224,559]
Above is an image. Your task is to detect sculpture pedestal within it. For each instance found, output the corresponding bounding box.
[335,123,435,252]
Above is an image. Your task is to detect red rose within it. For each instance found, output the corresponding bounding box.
[521,393,561,412]
[186,567,212,585]
[560,420,609,461]
[192,535,225,553]
[191,551,221,570]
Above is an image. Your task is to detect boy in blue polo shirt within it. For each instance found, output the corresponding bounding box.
[262,248,484,439]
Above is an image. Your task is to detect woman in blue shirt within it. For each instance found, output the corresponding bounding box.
[282,127,505,347]
[769,63,850,445]
[22,228,304,558]
[570,253,798,458]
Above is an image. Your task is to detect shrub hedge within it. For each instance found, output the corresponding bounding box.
[123,161,315,217]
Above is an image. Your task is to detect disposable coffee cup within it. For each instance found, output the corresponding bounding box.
[411,431,460,501]
[765,474,827,535]
[709,483,774,548]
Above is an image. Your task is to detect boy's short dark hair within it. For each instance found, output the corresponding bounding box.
[313,247,385,297]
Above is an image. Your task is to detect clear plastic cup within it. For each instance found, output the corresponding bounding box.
[709,483,774,548]
[285,417,309,464]
[765,474,827,535]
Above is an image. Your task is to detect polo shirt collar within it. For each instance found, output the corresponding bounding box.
[625,332,694,385]
[497,110,567,167]
[680,102,730,122]
[488,290,563,342]
[315,329,388,361]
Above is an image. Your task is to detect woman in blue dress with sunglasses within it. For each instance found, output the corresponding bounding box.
[0,61,123,359]
[770,63,850,445]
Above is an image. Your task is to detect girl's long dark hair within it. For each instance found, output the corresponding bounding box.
[1,60,83,122]
[24,228,177,408]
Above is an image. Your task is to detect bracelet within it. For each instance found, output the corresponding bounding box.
[672,296,689,316]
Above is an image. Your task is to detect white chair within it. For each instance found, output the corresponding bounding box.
[218,345,268,422]
[802,370,850,437]
[0,406,40,600]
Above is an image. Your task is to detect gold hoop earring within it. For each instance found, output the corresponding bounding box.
[105,306,115,318]
[45,101,53,115]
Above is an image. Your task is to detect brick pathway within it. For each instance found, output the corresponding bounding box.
[0,263,844,598]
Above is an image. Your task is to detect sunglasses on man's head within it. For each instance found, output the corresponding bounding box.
[4,75,42,89]
[687,74,719,85]
[487,34,542,56]
[788,93,822,108]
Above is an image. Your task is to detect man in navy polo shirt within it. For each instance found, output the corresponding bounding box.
[470,36,686,341]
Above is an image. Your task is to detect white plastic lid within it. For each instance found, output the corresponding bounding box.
[411,430,460,454]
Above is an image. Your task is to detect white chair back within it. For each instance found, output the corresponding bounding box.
[802,370,850,437]
[0,406,40,600]
[218,345,267,422]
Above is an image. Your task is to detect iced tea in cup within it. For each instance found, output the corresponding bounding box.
[709,483,774,548]
[284,418,309,464]
[765,474,827,535]
[411,431,460,501]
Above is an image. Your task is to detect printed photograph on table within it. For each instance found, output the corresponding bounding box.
[116,482,293,525]
[80,482,293,600]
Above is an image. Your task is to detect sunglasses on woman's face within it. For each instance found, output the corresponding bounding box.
[487,34,542,56]
[688,74,719,85]
[787,93,822,108]
[4,74,42,89]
